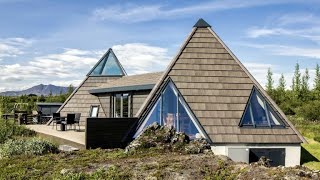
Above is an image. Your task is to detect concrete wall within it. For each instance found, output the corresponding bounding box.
[211,144,301,167]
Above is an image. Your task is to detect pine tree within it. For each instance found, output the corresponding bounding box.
[302,68,310,92]
[292,63,301,92]
[67,84,74,95]
[266,67,274,93]
[315,64,320,91]
[274,73,287,104]
[278,74,286,92]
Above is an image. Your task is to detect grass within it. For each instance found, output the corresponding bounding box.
[301,138,320,170]
[0,149,128,179]
[0,116,319,179]
[289,116,320,170]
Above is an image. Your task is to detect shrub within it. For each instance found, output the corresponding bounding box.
[0,138,58,158]
[314,136,320,143]
[297,100,320,121]
[0,119,36,143]
[279,102,296,115]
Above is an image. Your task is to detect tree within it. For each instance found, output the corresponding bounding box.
[315,64,320,91]
[292,63,301,92]
[301,68,310,92]
[301,68,310,101]
[67,84,74,95]
[277,73,286,93]
[266,67,274,93]
[273,73,287,105]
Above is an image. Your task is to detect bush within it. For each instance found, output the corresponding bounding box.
[279,102,296,115]
[0,138,58,158]
[314,136,320,143]
[0,119,36,144]
[297,100,320,121]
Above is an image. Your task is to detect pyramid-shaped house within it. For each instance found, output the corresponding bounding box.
[54,19,305,167]
[134,19,306,167]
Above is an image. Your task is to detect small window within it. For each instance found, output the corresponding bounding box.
[113,93,131,118]
[240,87,284,128]
[90,106,99,117]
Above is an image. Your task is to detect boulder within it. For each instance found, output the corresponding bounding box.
[125,123,210,154]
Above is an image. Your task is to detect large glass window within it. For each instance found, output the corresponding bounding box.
[113,93,131,118]
[140,98,162,128]
[90,51,124,76]
[178,99,201,139]
[240,87,284,128]
[134,81,203,139]
[162,84,177,129]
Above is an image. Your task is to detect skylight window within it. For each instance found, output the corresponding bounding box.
[89,49,125,76]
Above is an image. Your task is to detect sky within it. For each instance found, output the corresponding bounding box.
[0,0,320,92]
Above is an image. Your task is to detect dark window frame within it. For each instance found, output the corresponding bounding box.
[111,92,132,118]
[134,78,211,141]
[239,86,285,128]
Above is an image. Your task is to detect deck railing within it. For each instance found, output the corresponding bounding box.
[85,117,138,149]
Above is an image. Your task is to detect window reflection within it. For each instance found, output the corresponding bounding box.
[162,85,177,128]
[90,51,124,76]
[135,81,203,139]
[240,88,284,127]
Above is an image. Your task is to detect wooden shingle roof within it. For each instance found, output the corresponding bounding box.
[137,20,306,144]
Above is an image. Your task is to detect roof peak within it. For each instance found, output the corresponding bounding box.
[193,18,211,28]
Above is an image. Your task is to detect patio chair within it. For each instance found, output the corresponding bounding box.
[74,113,81,131]
[52,113,61,129]
[62,113,75,130]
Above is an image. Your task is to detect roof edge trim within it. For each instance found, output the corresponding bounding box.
[89,84,155,94]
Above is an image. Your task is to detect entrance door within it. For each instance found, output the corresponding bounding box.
[249,148,285,166]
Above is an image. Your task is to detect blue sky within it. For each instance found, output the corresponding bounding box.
[0,0,320,92]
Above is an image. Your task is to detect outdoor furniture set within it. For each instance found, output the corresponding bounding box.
[52,113,81,131]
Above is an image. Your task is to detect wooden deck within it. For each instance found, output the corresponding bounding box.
[26,124,85,149]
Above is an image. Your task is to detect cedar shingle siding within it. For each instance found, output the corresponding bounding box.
[58,72,163,124]
[59,76,121,124]
[137,27,305,144]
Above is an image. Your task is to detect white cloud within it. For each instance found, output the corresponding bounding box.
[241,43,320,59]
[247,28,294,38]
[112,43,170,75]
[277,13,320,26]
[246,13,320,44]
[92,0,310,23]
[247,27,320,42]
[0,48,102,92]
[0,43,171,92]
[0,37,33,58]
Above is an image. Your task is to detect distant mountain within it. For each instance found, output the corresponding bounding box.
[0,84,72,96]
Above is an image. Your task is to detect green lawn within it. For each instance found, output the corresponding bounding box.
[290,116,320,170]
[301,138,320,170]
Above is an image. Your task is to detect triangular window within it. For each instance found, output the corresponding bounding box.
[134,80,207,139]
[89,49,125,76]
[240,87,284,128]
